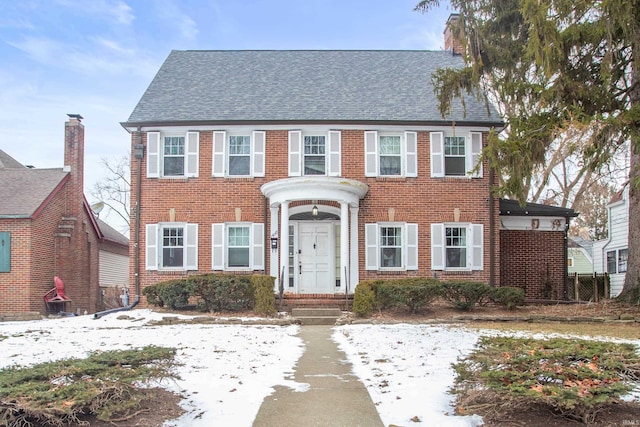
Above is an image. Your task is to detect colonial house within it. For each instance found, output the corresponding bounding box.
[593,184,629,296]
[0,115,129,314]
[122,41,509,305]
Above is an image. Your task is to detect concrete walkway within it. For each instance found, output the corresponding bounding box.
[253,325,384,427]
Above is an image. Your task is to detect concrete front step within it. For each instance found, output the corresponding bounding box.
[292,307,342,325]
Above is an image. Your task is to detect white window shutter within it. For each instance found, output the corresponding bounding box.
[328,130,341,176]
[471,224,484,270]
[212,223,225,270]
[212,131,226,177]
[430,132,444,178]
[406,223,418,270]
[145,224,158,270]
[288,130,302,176]
[364,131,378,177]
[252,131,266,177]
[185,223,198,270]
[469,132,483,178]
[431,223,444,270]
[405,131,418,177]
[186,132,199,178]
[365,223,379,270]
[146,132,160,178]
[252,223,264,270]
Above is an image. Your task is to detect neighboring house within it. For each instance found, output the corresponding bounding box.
[122,41,509,303]
[499,199,578,300]
[567,236,593,275]
[593,184,629,296]
[0,115,129,314]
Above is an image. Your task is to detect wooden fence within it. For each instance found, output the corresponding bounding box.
[566,273,610,302]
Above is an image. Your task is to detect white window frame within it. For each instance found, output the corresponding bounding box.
[607,248,628,274]
[431,222,483,271]
[145,223,198,271]
[212,222,264,271]
[213,131,265,178]
[289,130,341,177]
[146,131,199,178]
[430,131,482,178]
[364,131,417,178]
[365,222,418,271]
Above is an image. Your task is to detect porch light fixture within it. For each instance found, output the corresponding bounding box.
[270,236,278,251]
[311,205,319,217]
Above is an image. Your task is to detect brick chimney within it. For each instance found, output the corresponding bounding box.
[444,13,464,55]
[64,114,85,216]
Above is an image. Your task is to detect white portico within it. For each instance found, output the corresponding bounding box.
[261,177,368,294]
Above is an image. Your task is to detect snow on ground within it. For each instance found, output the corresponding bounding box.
[1,310,639,426]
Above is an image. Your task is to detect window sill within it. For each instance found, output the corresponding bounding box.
[374,176,407,182]
[222,177,255,181]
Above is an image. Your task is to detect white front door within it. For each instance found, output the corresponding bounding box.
[298,222,334,293]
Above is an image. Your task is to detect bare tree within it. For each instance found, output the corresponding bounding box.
[90,154,130,233]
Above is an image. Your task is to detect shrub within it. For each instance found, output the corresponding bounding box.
[353,282,376,317]
[142,279,192,309]
[191,274,254,312]
[491,286,525,310]
[252,275,276,316]
[452,336,639,424]
[440,281,491,311]
[375,278,441,313]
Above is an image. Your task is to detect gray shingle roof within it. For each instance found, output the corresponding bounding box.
[125,50,502,126]
[0,150,26,169]
[97,218,129,245]
[0,168,69,217]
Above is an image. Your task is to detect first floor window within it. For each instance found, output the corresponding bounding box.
[146,223,198,271]
[163,136,185,176]
[380,226,402,267]
[212,223,264,270]
[608,249,628,274]
[162,227,184,267]
[431,223,483,271]
[228,135,251,176]
[445,226,467,268]
[365,223,418,271]
[228,226,250,267]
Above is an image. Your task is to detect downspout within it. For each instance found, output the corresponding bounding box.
[563,215,570,300]
[264,196,268,275]
[94,127,143,318]
[489,164,495,286]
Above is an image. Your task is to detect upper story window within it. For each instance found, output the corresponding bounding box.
[146,223,198,271]
[364,131,417,177]
[431,223,483,271]
[304,135,326,175]
[213,131,265,178]
[146,131,199,178]
[430,131,483,178]
[365,222,418,271]
[289,130,341,177]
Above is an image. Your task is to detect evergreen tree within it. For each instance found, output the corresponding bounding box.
[416,0,640,300]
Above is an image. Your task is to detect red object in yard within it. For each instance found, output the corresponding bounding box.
[44,276,72,313]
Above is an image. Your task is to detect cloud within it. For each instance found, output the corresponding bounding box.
[153,0,199,40]
[53,0,135,26]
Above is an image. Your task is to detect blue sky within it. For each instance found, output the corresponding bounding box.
[0,0,452,230]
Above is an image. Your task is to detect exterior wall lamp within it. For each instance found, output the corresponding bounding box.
[270,236,278,251]
[311,205,319,217]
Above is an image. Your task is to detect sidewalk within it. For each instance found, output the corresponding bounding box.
[253,325,384,427]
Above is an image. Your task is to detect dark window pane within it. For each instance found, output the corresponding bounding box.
[164,157,184,176]
[304,156,325,175]
[618,249,628,273]
[228,248,250,267]
[229,156,250,175]
[444,157,465,176]
[446,248,466,268]
[380,156,401,175]
[162,248,183,267]
[381,247,401,267]
[606,251,617,273]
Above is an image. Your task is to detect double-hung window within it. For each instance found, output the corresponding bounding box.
[212,131,265,177]
[289,130,341,176]
[304,135,326,175]
[607,249,628,274]
[431,223,483,271]
[364,131,417,177]
[212,223,264,270]
[146,223,198,270]
[365,223,418,271]
[430,131,482,178]
[146,132,199,178]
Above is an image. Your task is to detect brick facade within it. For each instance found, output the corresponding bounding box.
[130,128,501,305]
